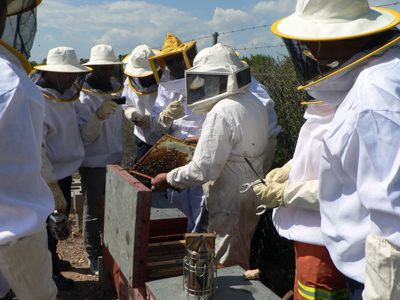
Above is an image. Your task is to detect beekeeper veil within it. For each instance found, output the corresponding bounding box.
[2,0,41,59]
[148,33,197,82]
[186,43,251,114]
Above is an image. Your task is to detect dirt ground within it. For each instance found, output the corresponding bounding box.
[52,214,117,300]
[48,214,116,300]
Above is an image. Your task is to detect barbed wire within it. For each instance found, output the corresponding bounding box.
[234,45,285,51]
[377,1,400,7]
[156,1,400,51]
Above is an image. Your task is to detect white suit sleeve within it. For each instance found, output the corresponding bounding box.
[41,145,57,184]
[80,113,104,143]
[150,85,173,134]
[283,180,319,211]
[75,93,104,143]
[167,112,233,189]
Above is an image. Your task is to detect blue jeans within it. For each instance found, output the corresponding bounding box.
[80,167,106,259]
[345,276,364,300]
[135,137,153,163]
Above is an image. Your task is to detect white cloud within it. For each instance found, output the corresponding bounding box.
[43,34,55,41]
[31,0,295,61]
[207,7,250,29]
[252,0,296,17]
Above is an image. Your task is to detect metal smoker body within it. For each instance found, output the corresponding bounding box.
[183,235,217,299]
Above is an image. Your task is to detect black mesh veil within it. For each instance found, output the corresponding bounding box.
[282,38,320,86]
[2,3,37,59]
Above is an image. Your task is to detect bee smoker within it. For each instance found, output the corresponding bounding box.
[183,235,217,300]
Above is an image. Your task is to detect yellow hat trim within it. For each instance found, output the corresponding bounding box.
[298,35,400,90]
[0,40,31,75]
[128,78,157,95]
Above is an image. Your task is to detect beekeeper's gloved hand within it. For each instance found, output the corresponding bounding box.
[132,114,151,129]
[266,160,292,183]
[253,179,319,211]
[160,101,185,125]
[253,180,286,208]
[96,95,118,120]
[125,106,151,129]
[48,181,68,211]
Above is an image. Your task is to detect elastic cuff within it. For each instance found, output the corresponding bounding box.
[95,109,108,121]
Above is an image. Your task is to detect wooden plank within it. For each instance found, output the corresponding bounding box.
[147,259,184,268]
[148,240,186,247]
[150,218,187,237]
[103,165,152,289]
[147,240,186,256]
[147,254,185,263]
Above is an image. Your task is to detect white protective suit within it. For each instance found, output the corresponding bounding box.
[250,77,281,172]
[76,77,123,167]
[273,103,335,244]
[38,86,85,180]
[167,91,270,270]
[0,42,54,245]
[0,42,56,299]
[150,77,207,233]
[121,77,161,146]
[165,43,270,269]
[305,38,400,284]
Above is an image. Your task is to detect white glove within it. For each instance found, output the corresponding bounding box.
[160,100,185,125]
[124,106,150,129]
[253,178,319,211]
[48,181,68,211]
[132,114,151,129]
[41,146,67,212]
[96,95,118,120]
[81,113,103,143]
[284,180,319,211]
[253,180,285,208]
[265,160,292,183]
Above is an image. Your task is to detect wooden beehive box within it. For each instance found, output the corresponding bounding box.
[102,165,188,299]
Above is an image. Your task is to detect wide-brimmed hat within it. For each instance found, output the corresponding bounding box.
[34,47,92,73]
[123,45,160,77]
[271,0,400,41]
[84,44,125,66]
[7,0,41,16]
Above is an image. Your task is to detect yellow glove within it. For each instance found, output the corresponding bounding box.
[253,180,286,208]
[160,101,185,125]
[265,161,292,183]
[48,181,67,212]
[132,114,151,129]
[96,95,118,120]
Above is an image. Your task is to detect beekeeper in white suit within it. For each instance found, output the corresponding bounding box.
[152,43,270,270]
[0,0,58,298]
[31,46,92,291]
[122,45,162,162]
[254,102,348,299]
[257,0,400,298]
[75,44,125,275]
[149,33,207,233]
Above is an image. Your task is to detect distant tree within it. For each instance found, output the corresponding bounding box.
[29,61,37,69]
[40,58,47,65]
[80,58,89,64]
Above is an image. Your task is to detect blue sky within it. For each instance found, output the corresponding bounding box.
[29,0,400,62]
